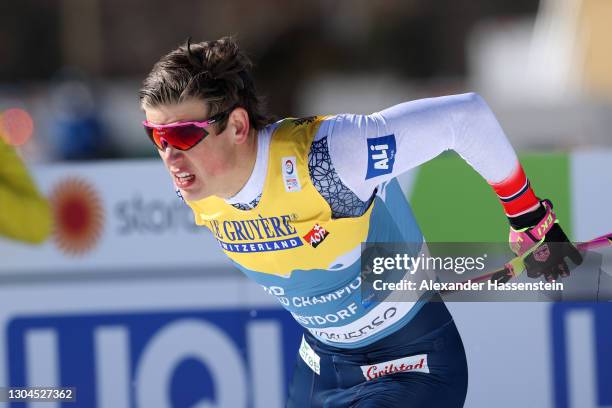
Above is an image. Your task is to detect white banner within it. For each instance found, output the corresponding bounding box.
[0,160,231,274]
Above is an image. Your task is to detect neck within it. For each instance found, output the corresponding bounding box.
[220,128,259,199]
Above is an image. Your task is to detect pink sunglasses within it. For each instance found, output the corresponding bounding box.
[142,108,232,150]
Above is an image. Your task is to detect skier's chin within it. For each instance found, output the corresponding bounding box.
[178,180,211,201]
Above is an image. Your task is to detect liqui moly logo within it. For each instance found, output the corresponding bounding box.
[360,354,429,381]
[366,135,396,179]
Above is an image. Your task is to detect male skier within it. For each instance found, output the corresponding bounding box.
[140,37,581,407]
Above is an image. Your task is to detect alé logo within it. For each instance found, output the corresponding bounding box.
[6,309,302,408]
[551,303,612,408]
[366,134,396,180]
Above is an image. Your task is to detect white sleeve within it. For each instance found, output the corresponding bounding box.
[327,92,519,201]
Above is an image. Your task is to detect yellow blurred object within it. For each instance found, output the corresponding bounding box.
[0,137,52,243]
[579,0,612,98]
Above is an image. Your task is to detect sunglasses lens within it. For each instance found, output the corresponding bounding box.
[145,125,207,150]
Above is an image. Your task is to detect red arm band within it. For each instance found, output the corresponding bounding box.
[489,165,539,216]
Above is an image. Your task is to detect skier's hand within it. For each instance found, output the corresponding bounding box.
[508,199,582,282]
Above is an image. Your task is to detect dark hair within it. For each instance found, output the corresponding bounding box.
[139,36,273,131]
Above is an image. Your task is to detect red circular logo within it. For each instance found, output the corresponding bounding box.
[49,178,104,256]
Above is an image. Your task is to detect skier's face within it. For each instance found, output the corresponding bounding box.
[144,99,252,201]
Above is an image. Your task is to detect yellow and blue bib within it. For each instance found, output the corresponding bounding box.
[187,116,426,348]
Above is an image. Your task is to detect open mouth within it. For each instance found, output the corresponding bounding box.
[174,172,196,188]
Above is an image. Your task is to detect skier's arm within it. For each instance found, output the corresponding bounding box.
[327,92,581,280]
[327,92,537,216]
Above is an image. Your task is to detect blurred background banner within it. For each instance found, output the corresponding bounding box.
[0,161,230,274]
[1,0,611,407]
[0,275,303,408]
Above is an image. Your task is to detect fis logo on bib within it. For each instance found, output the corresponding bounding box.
[303,224,329,248]
[366,135,396,179]
[282,156,301,192]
